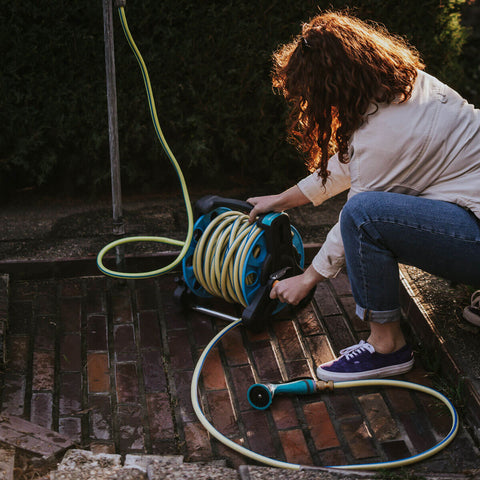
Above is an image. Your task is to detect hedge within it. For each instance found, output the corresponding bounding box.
[0,0,473,198]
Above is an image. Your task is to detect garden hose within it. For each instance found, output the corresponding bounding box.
[96,6,194,279]
[191,318,459,471]
[99,5,459,470]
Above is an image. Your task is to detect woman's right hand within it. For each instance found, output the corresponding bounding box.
[246,194,282,223]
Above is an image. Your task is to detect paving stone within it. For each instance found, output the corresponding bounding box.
[183,421,213,461]
[59,372,82,414]
[241,410,277,458]
[115,363,140,404]
[357,393,399,442]
[60,333,82,371]
[201,347,227,390]
[141,350,167,392]
[313,283,341,317]
[249,340,282,383]
[303,402,340,451]
[296,305,324,336]
[87,315,108,351]
[117,405,145,452]
[87,353,110,393]
[206,389,240,437]
[114,324,137,362]
[271,397,299,430]
[59,297,82,332]
[147,459,239,480]
[229,365,256,412]
[138,311,162,349]
[340,418,377,460]
[59,417,82,443]
[277,429,312,465]
[220,326,249,366]
[0,446,15,480]
[6,336,29,371]
[146,393,175,442]
[31,392,53,428]
[89,394,113,441]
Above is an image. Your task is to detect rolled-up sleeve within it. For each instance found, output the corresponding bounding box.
[297,154,351,278]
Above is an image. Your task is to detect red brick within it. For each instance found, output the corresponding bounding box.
[183,421,212,461]
[138,311,161,348]
[328,391,359,419]
[59,372,82,415]
[303,401,340,450]
[34,281,56,315]
[86,279,107,314]
[87,353,110,393]
[250,340,282,383]
[385,387,417,413]
[322,315,356,352]
[206,389,240,437]
[115,363,139,404]
[278,429,312,465]
[114,324,136,362]
[314,282,340,316]
[142,350,167,393]
[190,311,215,348]
[59,297,82,332]
[274,321,303,361]
[340,418,377,459]
[32,351,55,391]
[111,289,134,324]
[284,359,311,378]
[87,315,108,351]
[2,374,26,416]
[146,393,175,442]
[220,326,249,366]
[358,393,399,442]
[241,410,277,458]
[31,392,53,429]
[271,396,298,429]
[60,279,83,297]
[117,405,144,452]
[9,302,32,334]
[382,440,412,461]
[329,272,352,296]
[318,448,348,467]
[88,394,113,440]
[201,347,227,390]
[59,417,82,443]
[60,333,82,371]
[168,329,194,370]
[297,305,324,336]
[229,365,255,412]
[305,335,335,365]
[135,280,157,311]
[174,369,196,422]
[6,336,29,371]
[398,412,436,454]
[34,316,56,350]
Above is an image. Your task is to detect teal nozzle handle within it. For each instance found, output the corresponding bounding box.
[248,379,319,410]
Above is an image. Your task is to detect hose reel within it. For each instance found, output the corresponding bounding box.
[175,195,315,332]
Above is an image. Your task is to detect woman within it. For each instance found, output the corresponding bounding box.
[247,11,480,381]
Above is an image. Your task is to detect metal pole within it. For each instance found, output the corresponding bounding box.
[102,0,125,269]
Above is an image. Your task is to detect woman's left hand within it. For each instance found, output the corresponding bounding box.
[270,266,326,305]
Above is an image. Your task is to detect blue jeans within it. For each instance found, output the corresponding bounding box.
[340,192,480,324]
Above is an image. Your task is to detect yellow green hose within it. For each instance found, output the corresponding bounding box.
[96,6,194,279]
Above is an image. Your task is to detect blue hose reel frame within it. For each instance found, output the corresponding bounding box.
[181,206,305,314]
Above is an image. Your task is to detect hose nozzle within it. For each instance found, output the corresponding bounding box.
[247,378,334,410]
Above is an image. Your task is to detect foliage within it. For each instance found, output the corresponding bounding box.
[0,0,474,198]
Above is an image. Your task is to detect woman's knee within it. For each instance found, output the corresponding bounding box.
[340,191,383,231]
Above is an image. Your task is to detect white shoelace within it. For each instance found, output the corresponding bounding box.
[339,340,375,360]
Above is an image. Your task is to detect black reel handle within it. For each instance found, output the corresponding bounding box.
[195,195,253,217]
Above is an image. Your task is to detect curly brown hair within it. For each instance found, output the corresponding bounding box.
[272,11,425,184]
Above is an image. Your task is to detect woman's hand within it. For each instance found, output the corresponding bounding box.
[270,265,326,305]
[247,195,282,223]
[247,186,310,223]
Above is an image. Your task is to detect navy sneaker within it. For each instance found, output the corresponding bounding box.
[316,340,414,381]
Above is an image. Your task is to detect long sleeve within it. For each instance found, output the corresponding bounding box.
[297,154,351,278]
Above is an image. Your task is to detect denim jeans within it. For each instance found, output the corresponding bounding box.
[340,191,480,324]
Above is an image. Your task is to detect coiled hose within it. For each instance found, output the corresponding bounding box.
[98,5,459,470]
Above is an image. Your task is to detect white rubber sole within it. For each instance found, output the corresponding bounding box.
[316,358,414,382]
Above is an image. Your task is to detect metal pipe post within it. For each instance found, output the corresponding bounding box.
[102,0,125,268]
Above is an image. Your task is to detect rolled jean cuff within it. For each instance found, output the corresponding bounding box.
[356,305,402,324]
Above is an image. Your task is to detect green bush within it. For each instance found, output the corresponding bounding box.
[0,0,473,198]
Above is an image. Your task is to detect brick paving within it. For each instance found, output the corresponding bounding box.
[0,266,479,475]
